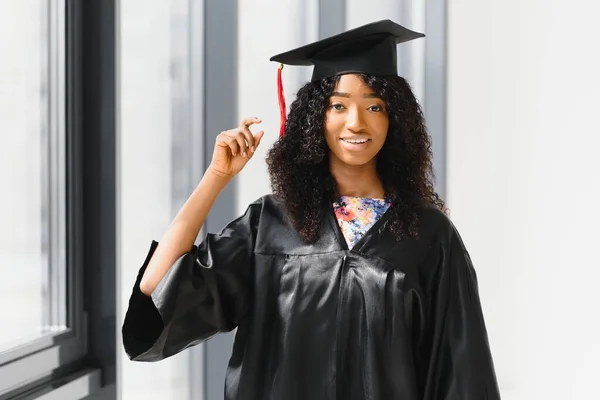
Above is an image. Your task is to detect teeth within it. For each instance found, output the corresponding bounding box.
[342,139,369,144]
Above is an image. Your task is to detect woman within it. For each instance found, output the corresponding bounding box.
[123,20,501,399]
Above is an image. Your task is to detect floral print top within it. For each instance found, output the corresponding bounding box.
[332,196,392,249]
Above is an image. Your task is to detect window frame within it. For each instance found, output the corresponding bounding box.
[0,0,88,395]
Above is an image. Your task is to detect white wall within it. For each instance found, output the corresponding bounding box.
[236,0,319,214]
[447,1,600,399]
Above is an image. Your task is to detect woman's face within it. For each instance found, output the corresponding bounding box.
[324,74,389,169]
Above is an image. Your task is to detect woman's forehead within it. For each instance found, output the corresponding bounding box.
[332,74,377,96]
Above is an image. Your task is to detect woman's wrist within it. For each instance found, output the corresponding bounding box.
[203,167,233,190]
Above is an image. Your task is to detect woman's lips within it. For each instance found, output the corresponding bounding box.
[339,137,371,151]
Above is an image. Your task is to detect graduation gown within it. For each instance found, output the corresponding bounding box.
[122,194,501,399]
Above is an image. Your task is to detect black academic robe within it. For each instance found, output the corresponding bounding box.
[122,194,501,400]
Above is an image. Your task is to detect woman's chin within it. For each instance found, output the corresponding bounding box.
[337,154,377,168]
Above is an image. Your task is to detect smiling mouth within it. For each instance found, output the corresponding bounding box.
[340,138,371,144]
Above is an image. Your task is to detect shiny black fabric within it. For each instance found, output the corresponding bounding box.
[122,195,501,399]
[269,19,425,82]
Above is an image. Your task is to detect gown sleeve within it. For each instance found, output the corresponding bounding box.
[121,200,261,362]
[416,224,501,399]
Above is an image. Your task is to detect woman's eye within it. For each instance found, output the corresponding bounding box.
[368,105,383,112]
[330,104,345,111]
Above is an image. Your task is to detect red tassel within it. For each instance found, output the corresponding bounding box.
[277,64,286,137]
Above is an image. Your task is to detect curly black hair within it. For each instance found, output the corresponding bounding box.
[266,73,448,243]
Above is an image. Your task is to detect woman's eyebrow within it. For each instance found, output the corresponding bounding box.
[330,91,382,99]
[331,91,350,98]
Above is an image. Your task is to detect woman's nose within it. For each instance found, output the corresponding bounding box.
[345,108,366,132]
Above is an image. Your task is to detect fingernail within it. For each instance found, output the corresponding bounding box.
[251,146,255,152]
[243,151,247,158]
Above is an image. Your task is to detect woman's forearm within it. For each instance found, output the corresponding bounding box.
[139,169,231,295]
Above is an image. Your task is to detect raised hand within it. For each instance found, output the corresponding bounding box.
[208,117,265,180]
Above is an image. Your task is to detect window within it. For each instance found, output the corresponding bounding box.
[0,0,86,395]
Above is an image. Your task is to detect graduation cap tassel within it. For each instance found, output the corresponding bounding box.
[277,64,286,137]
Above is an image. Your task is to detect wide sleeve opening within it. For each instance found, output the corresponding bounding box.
[121,199,262,362]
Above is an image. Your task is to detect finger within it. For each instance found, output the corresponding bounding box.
[240,125,256,152]
[246,131,265,159]
[227,136,240,156]
[234,132,249,157]
[241,117,262,128]
[254,131,265,148]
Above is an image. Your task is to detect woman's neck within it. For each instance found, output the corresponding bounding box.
[330,157,385,198]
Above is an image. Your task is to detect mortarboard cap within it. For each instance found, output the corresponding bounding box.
[270,19,425,82]
[270,19,425,136]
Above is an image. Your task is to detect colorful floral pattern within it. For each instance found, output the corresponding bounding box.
[332,196,392,249]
